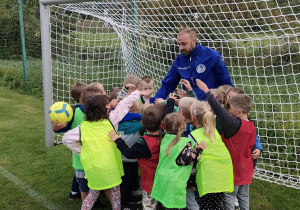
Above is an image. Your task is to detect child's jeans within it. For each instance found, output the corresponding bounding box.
[223,184,250,210]
[186,188,199,210]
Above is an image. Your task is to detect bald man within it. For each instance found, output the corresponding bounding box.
[155,27,233,100]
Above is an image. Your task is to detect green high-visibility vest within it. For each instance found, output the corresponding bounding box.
[71,107,85,170]
[190,128,234,197]
[80,120,124,190]
[151,133,194,208]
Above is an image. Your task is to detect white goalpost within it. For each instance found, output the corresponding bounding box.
[40,0,300,189]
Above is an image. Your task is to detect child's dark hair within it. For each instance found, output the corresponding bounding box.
[229,94,252,114]
[109,87,121,102]
[142,106,162,132]
[71,82,87,103]
[163,113,186,156]
[85,95,109,122]
[153,102,166,118]
[81,84,101,105]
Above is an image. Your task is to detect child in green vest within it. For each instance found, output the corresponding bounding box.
[189,101,234,209]
[151,113,206,209]
[51,82,88,201]
[53,83,107,207]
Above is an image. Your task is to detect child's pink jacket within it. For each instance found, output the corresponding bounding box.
[62,90,141,155]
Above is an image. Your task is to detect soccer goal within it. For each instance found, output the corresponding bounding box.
[40,0,299,189]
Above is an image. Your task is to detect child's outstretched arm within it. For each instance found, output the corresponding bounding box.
[109,90,151,130]
[116,83,136,101]
[164,94,176,116]
[62,125,81,155]
[196,79,240,138]
[108,130,151,159]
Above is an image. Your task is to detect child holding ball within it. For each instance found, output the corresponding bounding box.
[63,88,152,210]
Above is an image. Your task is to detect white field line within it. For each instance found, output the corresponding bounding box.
[0,165,58,210]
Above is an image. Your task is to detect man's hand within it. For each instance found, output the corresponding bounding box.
[108,130,121,142]
[196,79,209,93]
[51,120,67,131]
[155,98,165,103]
[181,79,192,91]
[168,93,177,100]
[251,149,261,160]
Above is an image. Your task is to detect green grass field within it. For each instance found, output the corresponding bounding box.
[0,87,299,209]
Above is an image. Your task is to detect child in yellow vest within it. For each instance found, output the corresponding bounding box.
[189,101,234,209]
[151,113,206,209]
[63,87,152,210]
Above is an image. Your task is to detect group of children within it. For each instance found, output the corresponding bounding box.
[52,75,262,210]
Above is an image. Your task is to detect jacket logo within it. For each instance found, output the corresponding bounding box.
[196,64,206,73]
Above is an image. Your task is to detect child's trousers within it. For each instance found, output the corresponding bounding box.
[120,162,140,207]
[223,184,250,210]
[81,185,121,210]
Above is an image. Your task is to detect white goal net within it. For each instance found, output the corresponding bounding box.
[40,0,300,189]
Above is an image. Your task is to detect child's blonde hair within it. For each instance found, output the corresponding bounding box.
[89,82,105,94]
[190,101,216,142]
[123,75,140,89]
[178,97,197,120]
[163,113,186,156]
[141,75,154,84]
[211,88,227,106]
[218,85,232,94]
[130,100,142,113]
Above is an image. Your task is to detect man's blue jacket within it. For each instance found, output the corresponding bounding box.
[155,43,233,100]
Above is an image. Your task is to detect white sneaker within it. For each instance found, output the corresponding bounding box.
[234,198,240,209]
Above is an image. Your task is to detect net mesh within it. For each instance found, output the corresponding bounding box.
[47,0,299,189]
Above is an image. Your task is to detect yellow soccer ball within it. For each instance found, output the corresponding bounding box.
[49,102,73,124]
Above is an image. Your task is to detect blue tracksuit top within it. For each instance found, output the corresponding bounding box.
[155,43,233,100]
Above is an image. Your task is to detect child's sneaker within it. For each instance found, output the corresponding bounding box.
[69,191,81,201]
[234,198,240,210]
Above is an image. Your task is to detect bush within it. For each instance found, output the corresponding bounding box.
[0,59,43,99]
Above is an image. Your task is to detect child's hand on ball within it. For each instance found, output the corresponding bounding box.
[51,120,67,131]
